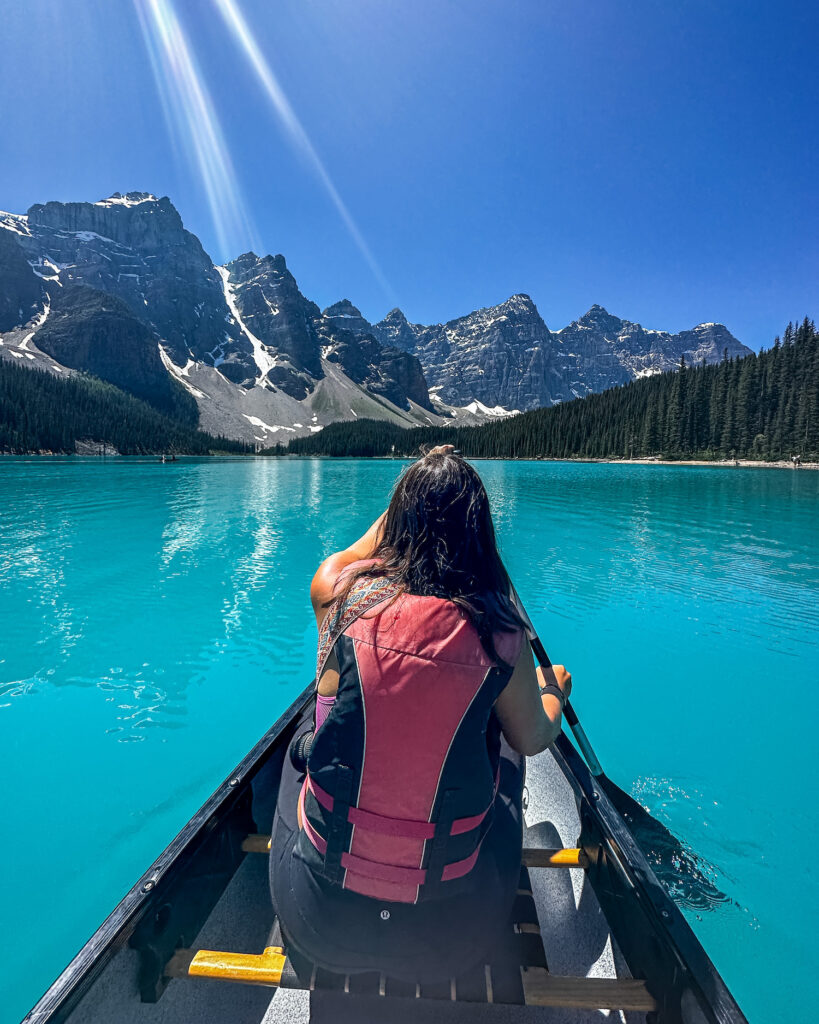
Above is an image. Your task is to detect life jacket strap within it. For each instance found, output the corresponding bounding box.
[421,788,459,899]
[299,781,326,855]
[338,836,489,886]
[306,773,494,840]
[319,765,354,885]
[299,784,491,890]
[316,576,401,681]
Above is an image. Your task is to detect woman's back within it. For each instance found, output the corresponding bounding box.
[303,582,523,904]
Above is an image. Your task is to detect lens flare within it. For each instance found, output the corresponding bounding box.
[212,0,394,299]
[133,0,257,260]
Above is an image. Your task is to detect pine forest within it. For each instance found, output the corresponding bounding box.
[0,360,247,455]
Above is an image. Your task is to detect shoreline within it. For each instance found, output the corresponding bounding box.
[3,452,817,470]
[287,455,819,470]
[582,457,818,470]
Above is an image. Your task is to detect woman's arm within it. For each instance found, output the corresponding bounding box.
[310,512,386,628]
[494,639,572,756]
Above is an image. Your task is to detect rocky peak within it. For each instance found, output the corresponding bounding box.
[225,251,297,288]
[322,298,373,337]
[27,193,192,254]
[224,251,322,396]
[13,193,254,384]
[323,299,364,319]
[371,307,422,354]
[674,322,748,364]
[572,304,625,334]
[690,321,731,337]
[372,293,558,410]
[498,293,540,315]
[554,307,751,396]
[443,294,547,340]
[230,251,290,277]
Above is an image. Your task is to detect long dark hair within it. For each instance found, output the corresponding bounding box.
[337,452,523,667]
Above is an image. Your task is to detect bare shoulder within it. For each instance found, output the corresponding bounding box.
[310,553,349,616]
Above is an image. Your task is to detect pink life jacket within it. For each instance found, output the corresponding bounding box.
[298,571,523,905]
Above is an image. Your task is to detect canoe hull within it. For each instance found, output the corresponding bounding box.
[23,685,746,1024]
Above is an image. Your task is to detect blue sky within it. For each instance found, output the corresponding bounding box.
[1,0,816,350]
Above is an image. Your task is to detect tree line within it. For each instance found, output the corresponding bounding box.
[0,360,249,455]
[275,317,818,461]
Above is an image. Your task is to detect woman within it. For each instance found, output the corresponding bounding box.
[269,446,572,984]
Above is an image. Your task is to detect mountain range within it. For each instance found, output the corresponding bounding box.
[0,191,751,445]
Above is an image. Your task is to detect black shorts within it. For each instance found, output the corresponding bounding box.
[269,716,524,985]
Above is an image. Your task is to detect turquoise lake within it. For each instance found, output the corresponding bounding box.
[1,457,817,1022]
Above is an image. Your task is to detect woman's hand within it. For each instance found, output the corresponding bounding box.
[538,664,572,700]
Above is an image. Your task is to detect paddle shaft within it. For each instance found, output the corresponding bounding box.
[510,589,605,778]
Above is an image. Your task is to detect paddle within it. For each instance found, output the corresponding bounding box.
[511,588,729,910]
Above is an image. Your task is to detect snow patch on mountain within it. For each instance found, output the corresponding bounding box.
[216,265,277,380]
[74,230,116,244]
[15,297,52,352]
[95,192,158,208]
[464,399,520,417]
[242,414,295,434]
[0,211,31,236]
[159,346,209,399]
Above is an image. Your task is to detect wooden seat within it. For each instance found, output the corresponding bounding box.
[523,846,589,869]
[241,833,590,869]
[521,971,658,1011]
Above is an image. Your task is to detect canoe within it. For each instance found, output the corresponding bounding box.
[22,684,747,1023]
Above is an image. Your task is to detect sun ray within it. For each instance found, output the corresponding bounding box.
[211,0,394,300]
[133,0,258,260]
